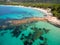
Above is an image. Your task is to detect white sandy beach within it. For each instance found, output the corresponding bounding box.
[0,5,60,26]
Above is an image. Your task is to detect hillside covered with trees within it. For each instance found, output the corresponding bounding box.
[0,0,60,3]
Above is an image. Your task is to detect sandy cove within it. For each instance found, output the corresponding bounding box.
[7,16,60,27]
[0,5,60,27]
[1,16,60,28]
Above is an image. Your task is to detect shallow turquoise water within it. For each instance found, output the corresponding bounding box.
[35,21,60,45]
[0,21,60,45]
[0,6,60,45]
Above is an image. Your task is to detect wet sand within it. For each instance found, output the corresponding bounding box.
[0,5,60,28]
[7,17,47,25]
[6,16,60,28]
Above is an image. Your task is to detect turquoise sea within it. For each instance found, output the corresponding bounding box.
[0,5,60,45]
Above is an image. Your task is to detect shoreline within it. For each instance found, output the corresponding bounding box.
[45,16,60,27]
[0,5,60,28]
[0,5,52,15]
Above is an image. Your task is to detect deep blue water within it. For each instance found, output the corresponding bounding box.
[0,5,45,19]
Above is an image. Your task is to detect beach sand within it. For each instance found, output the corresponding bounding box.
[0,5,60,27]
